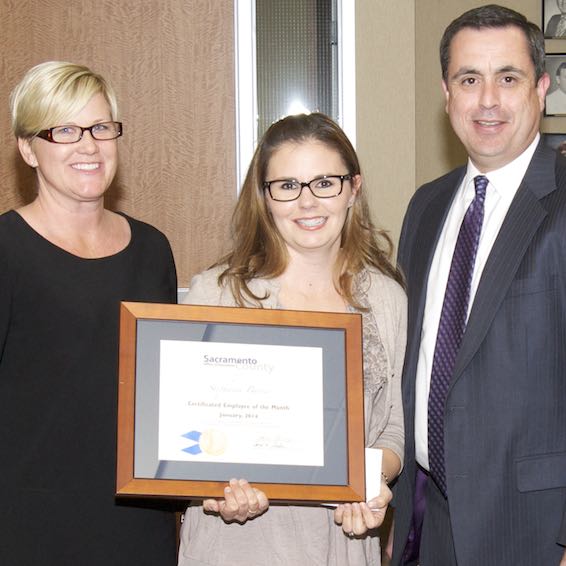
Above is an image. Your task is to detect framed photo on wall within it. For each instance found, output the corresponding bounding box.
[545,54,566,116]
[543,0,566,38]
[543,133,566,156]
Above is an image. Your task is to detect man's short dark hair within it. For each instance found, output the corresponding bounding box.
[440,4,545,82]
[556,62,566,77]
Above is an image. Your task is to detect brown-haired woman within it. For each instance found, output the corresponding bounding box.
[178,113,405,566]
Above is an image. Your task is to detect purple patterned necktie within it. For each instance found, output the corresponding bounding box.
[428,175,488,496]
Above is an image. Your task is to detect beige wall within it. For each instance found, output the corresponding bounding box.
[356,1,416,251]
[0,1,236,287]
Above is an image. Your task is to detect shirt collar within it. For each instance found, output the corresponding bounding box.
[464,133,540,198]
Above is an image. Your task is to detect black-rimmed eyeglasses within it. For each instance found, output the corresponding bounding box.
[263,174,352,202]
[36,121,123,144]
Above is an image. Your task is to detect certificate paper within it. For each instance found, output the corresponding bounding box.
[365,448,383,500]
[158,340,324,466]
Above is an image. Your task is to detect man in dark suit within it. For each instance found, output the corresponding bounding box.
[391,5,566,565]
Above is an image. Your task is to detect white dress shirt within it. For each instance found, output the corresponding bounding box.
[414,134,540,470]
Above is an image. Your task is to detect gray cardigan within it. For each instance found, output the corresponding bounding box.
[178,265,407,566]
[182,264,406,465]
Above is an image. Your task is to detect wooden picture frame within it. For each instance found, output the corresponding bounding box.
[116,302,365,503]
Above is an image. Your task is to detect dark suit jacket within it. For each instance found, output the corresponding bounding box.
[391,141,566,565]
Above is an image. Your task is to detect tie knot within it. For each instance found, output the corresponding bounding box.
[473,175,488,198]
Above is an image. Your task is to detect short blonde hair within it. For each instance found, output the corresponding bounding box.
[10,61,118,139]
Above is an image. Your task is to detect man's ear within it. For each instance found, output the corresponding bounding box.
[441,79,450,113]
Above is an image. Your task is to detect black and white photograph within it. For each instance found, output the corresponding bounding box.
[545,54,566,115]
[544,0,566,38]
[543,133,566,156]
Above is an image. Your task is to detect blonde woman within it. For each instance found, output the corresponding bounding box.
[0,62,177,564]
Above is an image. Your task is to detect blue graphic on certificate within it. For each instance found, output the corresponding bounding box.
[181,429,228,456]
[158,340,324,466]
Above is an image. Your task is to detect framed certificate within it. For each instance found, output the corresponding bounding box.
[116,302,365,503]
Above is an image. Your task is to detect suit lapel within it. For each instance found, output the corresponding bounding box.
[405,169,465,378]
[451,143,557,382]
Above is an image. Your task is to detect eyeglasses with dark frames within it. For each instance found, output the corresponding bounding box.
[36,121,123,144]
[263,174,352,202]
